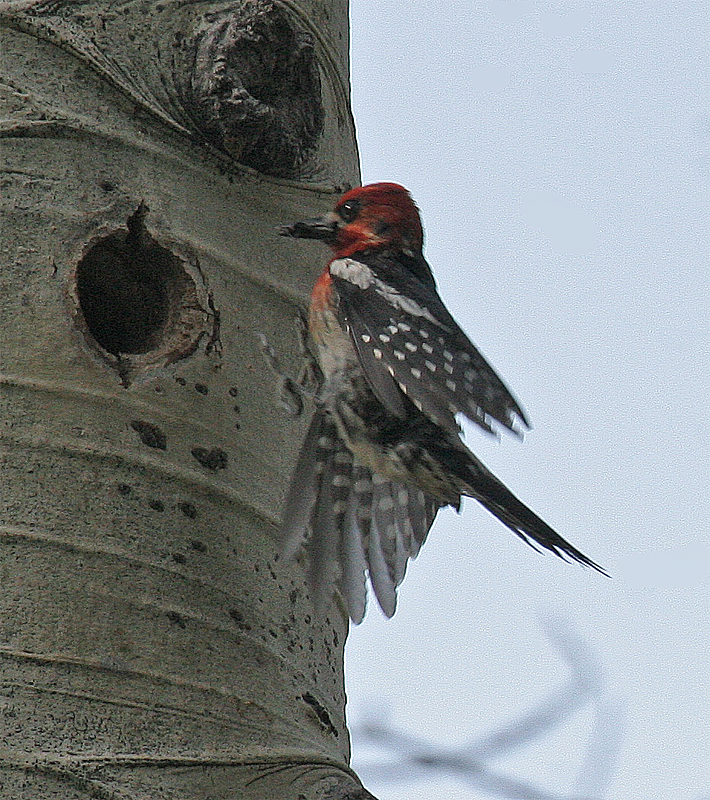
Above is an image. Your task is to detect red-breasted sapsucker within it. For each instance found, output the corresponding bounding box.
[279,182,604,622]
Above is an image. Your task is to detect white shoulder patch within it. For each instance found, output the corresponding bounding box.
[330,258,375,289]
[331,257,444,328]
[374,281,442,326]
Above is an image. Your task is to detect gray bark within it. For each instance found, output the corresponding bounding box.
[0,1,370,797]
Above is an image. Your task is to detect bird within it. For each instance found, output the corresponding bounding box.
[277,182,604,622]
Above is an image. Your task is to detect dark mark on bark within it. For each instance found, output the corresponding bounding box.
[301,692,338,737]
[131,420,167,450]
[191,446,228,470]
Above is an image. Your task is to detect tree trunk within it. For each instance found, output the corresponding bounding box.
[0,1,370,797]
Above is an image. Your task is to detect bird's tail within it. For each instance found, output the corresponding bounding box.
[458,458,606,574]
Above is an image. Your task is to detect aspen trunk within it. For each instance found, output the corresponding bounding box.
[0,1,371,797]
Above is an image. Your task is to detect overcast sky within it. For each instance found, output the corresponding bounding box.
[343,3,709,799]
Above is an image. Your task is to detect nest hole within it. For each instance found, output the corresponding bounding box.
[76,204,193,356]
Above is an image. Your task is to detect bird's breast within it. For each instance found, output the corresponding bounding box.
[309,281,358,381]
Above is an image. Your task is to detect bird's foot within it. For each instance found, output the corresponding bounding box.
[257,313,320,417]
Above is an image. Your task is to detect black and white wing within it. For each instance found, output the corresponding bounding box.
[279,410,442,622]
[330,255,530,437]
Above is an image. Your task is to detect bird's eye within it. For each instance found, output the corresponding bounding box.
[338,199,361,223]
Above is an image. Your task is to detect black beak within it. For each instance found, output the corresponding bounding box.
[278,216,338,244]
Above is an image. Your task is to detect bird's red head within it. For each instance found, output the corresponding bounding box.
[332,183,424,258]
[280,182,425,259]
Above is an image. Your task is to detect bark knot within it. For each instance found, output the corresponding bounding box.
[184,1,324,177]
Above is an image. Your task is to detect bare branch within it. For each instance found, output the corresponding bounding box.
[352,617,623,800]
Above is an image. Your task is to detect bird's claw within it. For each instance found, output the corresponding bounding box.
[257,324,318,418]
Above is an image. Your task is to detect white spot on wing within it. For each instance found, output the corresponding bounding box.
[394,350,405,360]
[422,342,433,354]
[379,334,390,343]
[361,334,371,343]
[405,342,417,352]
[373,348,383,359]
[411,367,422,379]
[425,361,437,372]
